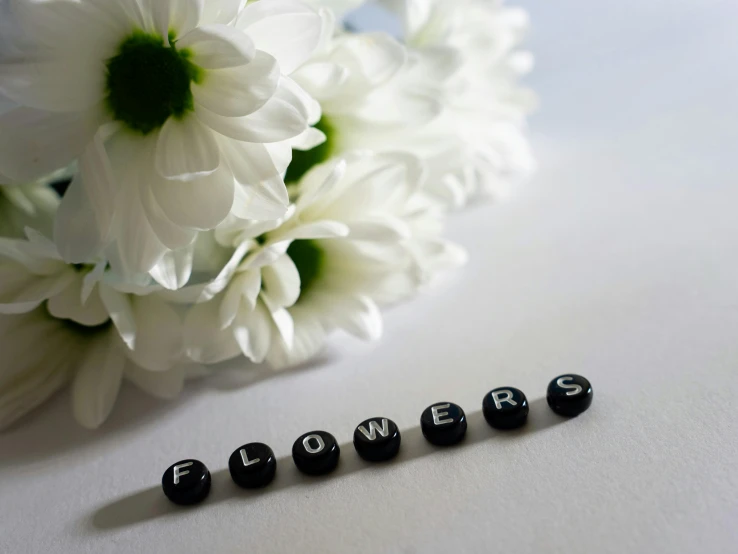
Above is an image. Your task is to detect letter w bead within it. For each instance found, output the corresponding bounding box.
[357,418,390,441]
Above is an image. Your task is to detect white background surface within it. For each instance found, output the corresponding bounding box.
[2,0,738,552]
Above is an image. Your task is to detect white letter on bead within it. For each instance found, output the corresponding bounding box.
[557,377,583,396]
[358,419,390,441]
[432,404,452,425]
[303,434,325,454]
[173,461,193,484]
[240,449,261,467]
[491,390,517,410]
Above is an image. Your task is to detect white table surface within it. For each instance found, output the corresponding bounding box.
[2,1,738,552]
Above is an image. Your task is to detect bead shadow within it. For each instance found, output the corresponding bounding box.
[88,398,568,532]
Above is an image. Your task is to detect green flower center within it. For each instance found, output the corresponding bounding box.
[105,31,203,135]
[284,117,335,185]
[287,239,324,297]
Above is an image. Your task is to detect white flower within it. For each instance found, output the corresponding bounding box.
[290,15,440,173]
[0,228,188,374]
[354,0,536,206]
[0,307,202,430]
[176,152,464,368]
[0,0,323,275]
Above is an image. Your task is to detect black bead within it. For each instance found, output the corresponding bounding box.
[353,417,401,462]
[162,459,211,506]
[228,443,277,489]
[292,431,340,475]
[420,402,467,446]
[547,374,593,417]
[482,387,529,429]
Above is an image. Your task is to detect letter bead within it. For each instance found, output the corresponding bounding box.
[420,402,467,446]
[292,431,341,475]
[162,459,211,505]
[228,442,277,489]
[353,417,402,462]
[547,374,593,416]
[482,387,529,429]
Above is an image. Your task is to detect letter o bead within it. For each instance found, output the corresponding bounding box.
[353,417,401,462]
[547,374,593,417]
[162,459,211,506]
[420,402,467,446]
[292,431,341,475]
[482,387,529,429]
[228,443,277,489]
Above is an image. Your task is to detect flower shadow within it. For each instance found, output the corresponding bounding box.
[0,351,337,469]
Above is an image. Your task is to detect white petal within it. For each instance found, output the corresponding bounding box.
[220,139,288,207]
[125,363,185,399]
[0,311,73,430]
[237,0,322,74]
[233,299,272,363]
[54,134,117,264]
[265,305,325,369]
[156,117,220,180]
[149,247,194,290]
[0,59,105,112]
[331,32,406,86]
[218,274,246,329]
[152,165,234,230]
[201,0,246,24]
[193,51,278,117]
[72,332,125,429]
[0,107,99,183]
[232,182,288,221]
[126,295,183,371]
[261,254,300,308]
[140,185,199,250]
[15,0,137,54]
[0,267,75,315]
[347,217,411,242]
[325,294,383,341]
[150,0,203,42]
[277,220,349,241]
[290,127,326,151]
[196,76,309,143]
[184,299,242,364]
[82,261,107,303]
[47,279,109,326]
[107,184,168,276]
[163,241,250,304]
[99,286,136,350]
[177,24,255,69]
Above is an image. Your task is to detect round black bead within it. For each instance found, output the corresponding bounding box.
[162,459,211,506]
[353,417,401,462]
[482,387,529,429]
[547,374,593,417]
[420,402,467,446]
[292,431,340,475]
[228,443,277,489]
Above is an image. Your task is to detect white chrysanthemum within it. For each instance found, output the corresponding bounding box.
[267,152,466,367]
[353,0,536,206]
[176,152,464,368]
[0,228,181,366]
[0,0,323,275]
[0,307,202,430]
[287,10,450,186]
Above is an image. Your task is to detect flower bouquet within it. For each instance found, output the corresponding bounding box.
[0,0,534,429]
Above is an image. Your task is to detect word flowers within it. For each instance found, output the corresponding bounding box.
[162,375,593,505]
